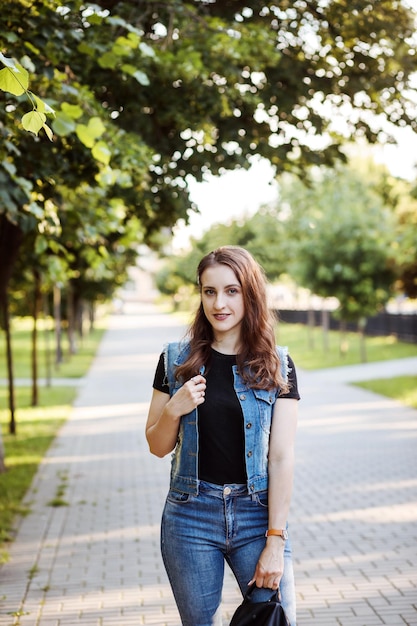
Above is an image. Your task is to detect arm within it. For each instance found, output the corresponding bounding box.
[145,374,206,458]
[250,397,298,589]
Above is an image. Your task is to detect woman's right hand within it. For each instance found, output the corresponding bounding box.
[169,374,206,416]
[146,375,206,457]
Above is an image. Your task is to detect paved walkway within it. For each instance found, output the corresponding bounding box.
[1,302,416,626]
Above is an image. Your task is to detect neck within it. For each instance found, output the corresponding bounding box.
[212,334,241,355]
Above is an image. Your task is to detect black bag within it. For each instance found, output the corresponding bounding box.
[229,583,290,626]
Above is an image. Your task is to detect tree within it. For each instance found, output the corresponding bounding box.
[1,0,417,445]
[393,181,417,298]
[1,0,417,283]
[279,161,398,359]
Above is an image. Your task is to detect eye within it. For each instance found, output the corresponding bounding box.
[203,288,215,296]
[228,287,239,295]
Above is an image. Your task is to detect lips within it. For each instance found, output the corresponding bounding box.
[213,314,229,321]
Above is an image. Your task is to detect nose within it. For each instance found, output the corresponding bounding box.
[214,293,225,309]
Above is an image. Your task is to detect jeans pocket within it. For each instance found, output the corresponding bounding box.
[166,489,192,504]
[253,490,269,508]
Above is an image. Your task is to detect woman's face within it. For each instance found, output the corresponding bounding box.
[200,263,245,337]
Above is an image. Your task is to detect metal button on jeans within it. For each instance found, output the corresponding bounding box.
[223,486,232,495]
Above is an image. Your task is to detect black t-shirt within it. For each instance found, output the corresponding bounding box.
[152,348,300,485]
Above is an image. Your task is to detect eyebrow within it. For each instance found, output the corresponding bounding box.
[202,283,241,289]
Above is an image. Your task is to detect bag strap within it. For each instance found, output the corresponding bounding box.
[243,582,280,604]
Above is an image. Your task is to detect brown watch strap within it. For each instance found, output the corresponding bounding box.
[265,529,286,538]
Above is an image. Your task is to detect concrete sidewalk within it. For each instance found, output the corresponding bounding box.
[0,302,416,626]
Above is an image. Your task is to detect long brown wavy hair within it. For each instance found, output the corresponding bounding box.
[175,246,289,393]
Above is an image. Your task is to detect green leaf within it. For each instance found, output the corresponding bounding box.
[52,112,76,136]
[136,70,150,85]
[139,42,155,58]
[0,52,17,68]
[35,236,48,254]
[76,117,105,147]
[122,64,150,85]
[92,141,111,165]
[76,123,95,147]
[25,201,45,219]
[114,33,139,53]
[43,123,54,141]
[3,161,17,176]
[61,103,83,119]
[0,64,29,96]
[98,51,118,69]
[78,41,96,57]
[21,110,46,135]
[32,94,55,116]
[88,117,106,139]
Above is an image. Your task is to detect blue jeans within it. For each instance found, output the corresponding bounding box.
[161,481,297,626]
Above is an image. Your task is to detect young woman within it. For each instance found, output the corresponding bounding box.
[146,246,300,626]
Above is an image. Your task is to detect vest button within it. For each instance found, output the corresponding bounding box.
[246,422,252,429]
[247,451,252,457]
[240,394,246,400]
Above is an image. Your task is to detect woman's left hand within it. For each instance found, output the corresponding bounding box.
[249,539,284,590]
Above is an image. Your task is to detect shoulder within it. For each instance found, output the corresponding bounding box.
[163,340,190,359]
[163,340,191,371]
[276,348,300,400]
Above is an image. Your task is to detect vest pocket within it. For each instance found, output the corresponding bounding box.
[253,388,275,432]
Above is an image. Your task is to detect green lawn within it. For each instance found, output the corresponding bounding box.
[0,318,107,379]
[276,323,417,409]
[353,376,417,409]
[276,322,417,370]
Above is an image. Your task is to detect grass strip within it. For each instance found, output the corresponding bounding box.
[275,323,417,369]
[0,318,107,379]
[353,376,417,409]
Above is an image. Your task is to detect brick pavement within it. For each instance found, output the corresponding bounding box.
[0,302,416,626]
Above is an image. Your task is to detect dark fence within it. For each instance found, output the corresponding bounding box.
[274,309,417,344]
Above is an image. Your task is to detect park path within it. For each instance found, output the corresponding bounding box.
[0,301,416,625]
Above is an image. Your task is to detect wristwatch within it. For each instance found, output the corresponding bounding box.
[265,528,288,540]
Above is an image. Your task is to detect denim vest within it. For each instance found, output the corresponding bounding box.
[164,341,289,496]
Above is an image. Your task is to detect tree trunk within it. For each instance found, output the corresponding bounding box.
[321,306,330,353]
[0,216,23,438]
[67,282,77,355]
[88,301,95,332]
[54,284,63,367]
[0,216,24,316]
[74,290,84,340]
[31,269,42,407]
[358,318,367,363]
[339,319,348,357]
[0,303,11,466]
[2,295,16,435]
[307,304,315,350]
[43,292,52,387]
[0,433,6,473]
